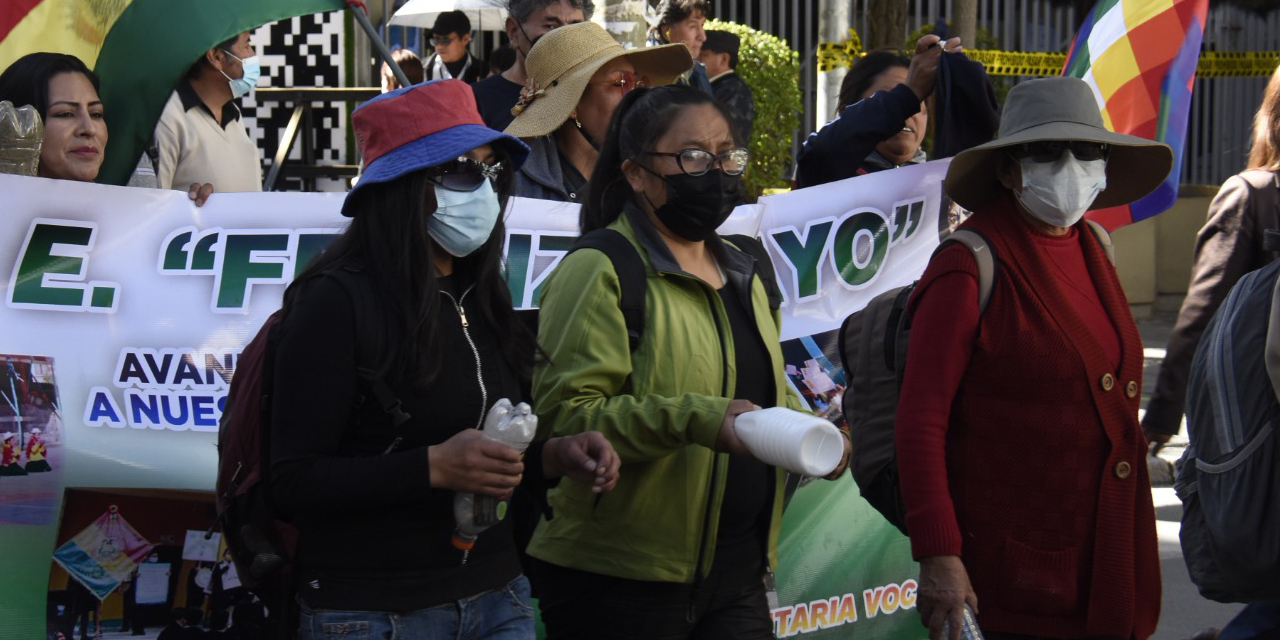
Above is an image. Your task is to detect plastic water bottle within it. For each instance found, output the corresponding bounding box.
[940,605,984,640]
[452,399,537,563]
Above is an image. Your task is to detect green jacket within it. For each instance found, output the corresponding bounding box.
[529,204,804,583]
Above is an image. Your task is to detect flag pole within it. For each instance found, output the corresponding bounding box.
[5,363,21,450]
[346,1,411,88]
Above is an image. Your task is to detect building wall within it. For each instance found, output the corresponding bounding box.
[1112,189,1220,317]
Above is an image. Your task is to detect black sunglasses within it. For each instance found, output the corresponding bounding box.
[1015,141,1110,164]
[427,157,502,192]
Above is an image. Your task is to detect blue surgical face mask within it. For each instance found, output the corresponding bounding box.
[428,180,501,257]
[220,50,261,99]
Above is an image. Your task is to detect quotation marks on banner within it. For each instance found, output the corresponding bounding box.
[157,227,339,311]
[767,197,926,301]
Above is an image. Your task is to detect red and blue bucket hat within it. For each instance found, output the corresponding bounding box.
[344,79,529,216]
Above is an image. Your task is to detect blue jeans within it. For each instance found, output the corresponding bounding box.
[297,576,535,640]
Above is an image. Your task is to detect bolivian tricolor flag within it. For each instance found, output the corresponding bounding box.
[52,506,152,600]
[0,0,345,185]
[1064,0,1209,230]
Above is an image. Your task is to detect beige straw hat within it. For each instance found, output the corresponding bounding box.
[504,21,693,139]
[944,77,1173,212]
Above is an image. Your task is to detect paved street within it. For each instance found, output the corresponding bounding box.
[1137,311,1247,640]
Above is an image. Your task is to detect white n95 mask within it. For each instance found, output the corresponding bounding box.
[1016,154,1107,228]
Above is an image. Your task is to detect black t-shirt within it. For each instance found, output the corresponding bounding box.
[472,74,524,132]
[712,279,775,572]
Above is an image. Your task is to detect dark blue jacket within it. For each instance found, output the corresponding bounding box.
[794,84,923,188]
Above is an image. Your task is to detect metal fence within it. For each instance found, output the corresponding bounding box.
[714,0,1280,188]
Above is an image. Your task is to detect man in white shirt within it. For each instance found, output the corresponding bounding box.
[153,31,263,192]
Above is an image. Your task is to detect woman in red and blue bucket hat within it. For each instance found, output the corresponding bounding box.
[267,79,619,639]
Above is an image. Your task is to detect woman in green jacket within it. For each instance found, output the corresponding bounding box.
[528,84,850,638]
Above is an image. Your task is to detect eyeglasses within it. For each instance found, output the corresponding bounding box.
[645,148,750,176]
[591,71,644,93]
[1014,141,1109,164]
[428,157,503,191]
[431,36,457,47]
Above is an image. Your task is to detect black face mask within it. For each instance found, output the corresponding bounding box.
[641,168,744,242]
[516,21,544,57]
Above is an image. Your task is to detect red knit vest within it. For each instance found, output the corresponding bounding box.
[911,198,1160,639]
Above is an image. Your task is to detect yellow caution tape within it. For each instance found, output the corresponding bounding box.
[1196,51,1280,79]
[964,51,1066,77]
[816,30,1280,78]
[816,29,864,73]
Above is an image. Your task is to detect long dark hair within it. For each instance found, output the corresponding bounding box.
[282,153,536,386]
[836,50,909,115]
[581,84,735,233]
[0,52,100,117]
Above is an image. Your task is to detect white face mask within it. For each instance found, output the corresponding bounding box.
[1016,154,1107,228]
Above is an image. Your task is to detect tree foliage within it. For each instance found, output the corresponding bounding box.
[705,19,801,201]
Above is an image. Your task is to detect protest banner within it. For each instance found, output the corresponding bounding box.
[0,161,948,638]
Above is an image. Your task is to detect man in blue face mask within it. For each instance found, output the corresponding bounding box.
[151,30,264,193]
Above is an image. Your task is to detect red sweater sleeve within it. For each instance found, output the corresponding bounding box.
[895,246,980,559]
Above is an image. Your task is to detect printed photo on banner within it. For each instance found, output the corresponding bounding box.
[780,330,846,429]
[0,354,63,526]
[46,488,251,640]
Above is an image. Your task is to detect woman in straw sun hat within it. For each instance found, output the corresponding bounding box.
[268,79,618,639]
[894,76,1172,640]
[504,20,691,203]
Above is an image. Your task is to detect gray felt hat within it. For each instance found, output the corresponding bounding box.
[943,77,1173,212]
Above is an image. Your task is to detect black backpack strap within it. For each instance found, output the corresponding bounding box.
[1267,265,1280,404]
[258,316,283,488]
[568,229,647,351]
[324,267,411,430]
[724,233,784,311]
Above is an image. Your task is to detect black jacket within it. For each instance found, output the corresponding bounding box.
[711,71,756,143]
[270,272,528,612]
[933,52,1000,160]
[424,52,484,85]
[795,84,924,188]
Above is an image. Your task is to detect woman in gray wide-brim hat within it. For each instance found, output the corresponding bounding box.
[895,77,1171,640]
[944,76,1171,213]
